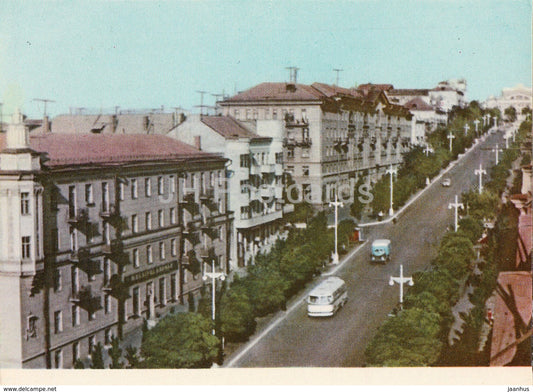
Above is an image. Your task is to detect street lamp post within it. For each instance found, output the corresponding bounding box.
[448,195,464,232]
[331,139,348,265]
[386,165,397,216]
[473,119,480,136]
[202,259,226,335]
[447,132,455,152]
[492,143,502,164]
[474,163,486,194]
[389,264,414,310]
[424,145,433,156]
[503,133,510,149]
[463,123,470,136]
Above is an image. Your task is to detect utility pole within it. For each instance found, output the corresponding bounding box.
[447,132,455,152]
[492,143,503,164]
[33,98,55,117]
[448,195,464,232]
[386,165,397,216]
[475,163,486,194]
[202,259,225,335]
[333,68,343,86]
[389,264,413,310]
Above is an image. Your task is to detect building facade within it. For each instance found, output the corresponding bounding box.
[218,82,412,205]
[168,114,290,268]
[0,112,232,368]
[484,84,532,117]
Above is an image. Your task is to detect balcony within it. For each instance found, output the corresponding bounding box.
[70,247,90,263]
[199,187,215,201]
[284,114,309,128]
[250,165,262,176]
[182,221,199,235]
[274,186,283,199]
[102,274,129,300]
[67,208,89,225]
[260,164,275,173]
[99,203,119,219]
[274,163,283,176]
[102,239,124,256]
[69,285,101,312]
[283,138,312,148]
[260,186,275,199]
[180,191,196,205]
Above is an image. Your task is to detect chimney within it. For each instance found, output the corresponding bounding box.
[194,135,201,150]
[6,109,29,149]
[43,115,50,133]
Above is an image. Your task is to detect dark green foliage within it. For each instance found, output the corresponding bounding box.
[287,202,314,223]
[141,312,219,368]
[461,190,499,220]
[365,308,443,367]
[73,359,85,369]
[504,106,517,122]
[124,345,140,369]
[188,292,196,312]
[458,217,484,244]
[220,284,256,342]
[436,235,475,280]
[89,342,105,369]
[108,336,124,369]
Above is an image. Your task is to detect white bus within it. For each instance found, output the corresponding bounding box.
[307,276,348,317]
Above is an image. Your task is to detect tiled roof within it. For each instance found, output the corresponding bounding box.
[490,271,532,366]
[389,89,430,96]
[223,82,324,102]
[0,133,221,167]
[357,83,394,92]
[311,83,362,98]
[404,97,434,111]
[201,116,269,140]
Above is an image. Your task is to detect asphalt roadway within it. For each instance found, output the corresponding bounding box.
[226,131,504,367]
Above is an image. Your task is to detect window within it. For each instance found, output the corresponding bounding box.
[158,177,164,195]
[118,182,125,201]
[133,249,139,268]
[240,154,250,168]
[272,109,278,119]
[53,269,62,292]
[103,259,111,285]
[147,245,153,264]
[54,349,63,369]
[145,178,151,197]
[68,186,76,219]
[169,176,176,193]
[132,287,140,316]
[240,180,250,193]
[21,192,30,215]
[72,342,80,363]
[88,336,96,355]
[21,236,31,259]
[159,242,165,260]
[301,148,310,158]
[275,152,283,164]
[159,277,166,306]
[105,328,112,346]
[104,294,111,314]
[54,310,62,334]
[84,184,93,205]
[72,305,80,327]
[101,182,109,210]
[102,222,110,246]
[131,179,138,199]
[303,166,310,176]
[264,108,270,119]
[71,266,79,293]
[170,208,177,225]
[287,148,294,158]
[158,210,164,227]
[131,215,138,233]
[145,212,152,231]
[171,239,177,257]
[170,273,177,301]
[27,316,37,338]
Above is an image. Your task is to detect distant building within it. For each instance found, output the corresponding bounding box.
[168,114,291,268]
[403,97,447,145]
[0,111,232,368]
[218,82,412,206]
[484,84,532,117]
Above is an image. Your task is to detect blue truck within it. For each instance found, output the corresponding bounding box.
[371,239,391,263]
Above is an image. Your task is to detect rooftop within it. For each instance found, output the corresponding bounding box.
[201,115,269,140]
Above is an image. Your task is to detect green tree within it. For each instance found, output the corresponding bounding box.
[243,267,288,316]
[365,308,443,367]
[141,312,220,368]
[436,235,475,280]
[504,106,517,122]
[73,359,85,369]
[89,342,105,369]
[220,285,256,342]
[458,216,484,244]
[108,336,124,369]
[124,345,140,369]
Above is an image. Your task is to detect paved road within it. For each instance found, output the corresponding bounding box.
[228,131,504,367]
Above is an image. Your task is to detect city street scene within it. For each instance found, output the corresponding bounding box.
[0,0,531,385]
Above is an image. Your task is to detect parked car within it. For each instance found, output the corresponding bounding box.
[441,178,451,187]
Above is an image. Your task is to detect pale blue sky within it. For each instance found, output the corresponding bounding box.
[0,0,531,118]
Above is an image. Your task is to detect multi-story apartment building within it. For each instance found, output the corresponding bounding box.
[484,84,532,118]
[0,111,232,368]
[168,114,291,268]
[218,82,412,205]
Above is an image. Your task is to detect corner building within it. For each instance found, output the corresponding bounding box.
[0,112,231,368]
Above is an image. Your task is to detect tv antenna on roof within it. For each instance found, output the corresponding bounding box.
[286,66,299,84]
[33,98,55,117]
[333,68,343,86]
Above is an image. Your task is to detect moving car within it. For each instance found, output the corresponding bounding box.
[371,239,391,263]
[441,178,451,187]
[307,277,348,317]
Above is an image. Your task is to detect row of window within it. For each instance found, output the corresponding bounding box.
[131,239,178,268]
[234,107,308,121]
[53,330,114,368]
[130,208,177,234]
